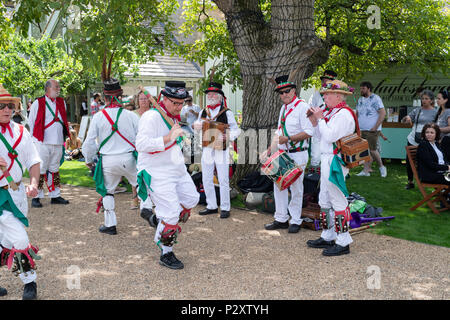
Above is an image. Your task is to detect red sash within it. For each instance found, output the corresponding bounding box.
[33,97,70,142]
[0,124,24,180]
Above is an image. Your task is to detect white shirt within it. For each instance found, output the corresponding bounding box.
[196,107,241,143]
[136,108,187,177]
[82,107,139,163]
[356,93,384,131]
[430,142,445,165]
[181,104,201,126]
[28,96,67,145]
[0,122,41,186]
[316,107,356,155]
[276,97,314,151]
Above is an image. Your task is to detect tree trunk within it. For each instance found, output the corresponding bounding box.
[214,0,330,186]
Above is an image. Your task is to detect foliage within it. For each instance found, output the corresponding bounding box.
[0,2,15,50]
[9,0,180,81]
[177,0,449,90]
[0,34,92,97]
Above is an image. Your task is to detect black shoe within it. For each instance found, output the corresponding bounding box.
[31,198,43,208]
[322,244,350,256]
[220,210,230,219]
[141,208,158,228]
[148,212,158,228]
[159,252,184,270]
[22,282,37,300]
[306,237,335,248]
[51,196,69,205]
[0,286,7,297]
[99,225,117,235]
[264,220,289,230]
[288,223,301,233]
[405,182,414,190]
[199,208,218,215]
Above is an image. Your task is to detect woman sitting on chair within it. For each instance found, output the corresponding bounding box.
[417,123,450,186]
[65,129,83,160]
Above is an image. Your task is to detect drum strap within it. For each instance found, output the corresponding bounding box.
[279,99,304,150]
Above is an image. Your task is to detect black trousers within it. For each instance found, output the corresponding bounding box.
[406,142,414,182]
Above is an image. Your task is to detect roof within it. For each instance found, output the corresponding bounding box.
[125,54,203,79]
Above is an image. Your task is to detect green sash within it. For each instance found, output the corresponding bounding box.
[328,142,349,197]
[92,108,124,197]
[280,105,304,151]
[137,170,153,201]
[0,188,28,227]
[0,132,23,174]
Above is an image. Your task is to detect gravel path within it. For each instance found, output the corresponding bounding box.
[1,184,449,300]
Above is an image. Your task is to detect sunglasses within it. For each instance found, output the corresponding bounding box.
[278,88,293,95]
[0,103,15,110]
[166,96,184,106]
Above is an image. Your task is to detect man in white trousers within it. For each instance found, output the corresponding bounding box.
[136,80,199,270]
[261,75,313,233]
[0,84,42,300]
[306,80,356,256]
[82,78,144,235]
[28,79,71,208]
[193,82,240,219]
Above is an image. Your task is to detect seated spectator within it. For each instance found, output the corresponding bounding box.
[65,129,83,160]
[417,123,450,185]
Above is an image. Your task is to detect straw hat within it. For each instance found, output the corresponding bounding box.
[0,84,21,106]
[320,80,354,95]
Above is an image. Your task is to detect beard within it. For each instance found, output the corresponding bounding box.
[206,96,221,106]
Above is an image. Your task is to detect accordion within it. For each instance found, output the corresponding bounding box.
[337,133,370,169]
[202,119,230,150]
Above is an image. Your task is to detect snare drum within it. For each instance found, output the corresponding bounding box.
[261,150,303,191]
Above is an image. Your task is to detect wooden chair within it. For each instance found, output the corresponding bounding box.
[406,146,450,214]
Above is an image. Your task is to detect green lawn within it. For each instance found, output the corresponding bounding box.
[54,160,449,248]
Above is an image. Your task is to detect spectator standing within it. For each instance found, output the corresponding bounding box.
[435,89,450,138]
[355,81,387,177]
[90,93,102,116]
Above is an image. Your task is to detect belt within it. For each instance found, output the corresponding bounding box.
[287,147,308,153]
[1,181,22,190]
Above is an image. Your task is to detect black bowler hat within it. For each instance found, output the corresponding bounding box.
[204,82,225,96]
[320,70,337,81]
[161,81,189,99]
[274,75,296,92]
[103,78,123,97]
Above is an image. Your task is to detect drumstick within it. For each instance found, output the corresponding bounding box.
[0,165,18,191]
[140,86,191,144]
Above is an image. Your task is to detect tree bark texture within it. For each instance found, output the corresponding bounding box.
[213,0,330,185]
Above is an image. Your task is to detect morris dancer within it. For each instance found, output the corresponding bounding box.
[306,80,355,256]
[192,82,240,219]
[82,78,142,235]
[261,74,313,233]
[0,84,42,300]
[136,81,199,269]
[28,79,71,208]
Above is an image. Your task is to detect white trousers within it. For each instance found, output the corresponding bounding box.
[318,154,353,247]
[34,143,63,198]
[101,153,138,227]
[310,136,321,167]
[273,151,308,225]
[0,184,37,284]
[201,147,230,211]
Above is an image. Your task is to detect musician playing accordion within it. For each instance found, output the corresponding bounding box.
[193,82,241,219]
[306,80,356,256]
[261,75,313,234]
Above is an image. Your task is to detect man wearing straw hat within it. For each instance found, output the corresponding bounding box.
[306,80,356,256]
[82,78,142,235]
[28,79,71,208]
[0,84,42,299]
[136,80,199,270]
[261,74,313,233]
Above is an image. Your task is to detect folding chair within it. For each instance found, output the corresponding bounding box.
[406,146,450,214]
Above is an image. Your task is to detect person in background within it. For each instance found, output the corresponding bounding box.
[401,90,438,189]
[355,81,387,177]
[416,123,450,186]
[435,89,450,138]
[90,93,102,116]
[135,89,152,118]
[180,95,201,135]
[12,102,25,124]
[65,129,82,160]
